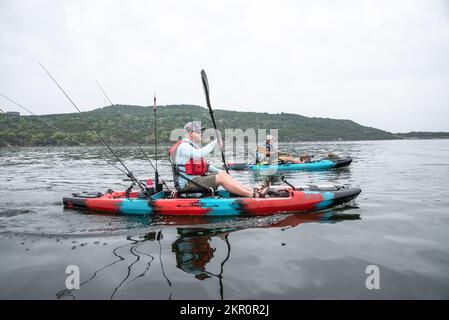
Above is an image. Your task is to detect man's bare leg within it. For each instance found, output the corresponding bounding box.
[215,172,253,196]
[283,156,304,164]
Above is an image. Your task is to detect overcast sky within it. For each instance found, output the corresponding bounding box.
[1,0,448,132]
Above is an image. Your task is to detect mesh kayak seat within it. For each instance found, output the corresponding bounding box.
[169,161,218,198]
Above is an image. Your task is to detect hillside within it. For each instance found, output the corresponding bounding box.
[0,104,398,147]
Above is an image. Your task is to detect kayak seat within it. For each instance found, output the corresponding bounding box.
[170,162,217,198]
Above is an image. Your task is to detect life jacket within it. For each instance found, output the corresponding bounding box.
[265,143,272,157]
[168,140,209,176]
[256,143,272,161]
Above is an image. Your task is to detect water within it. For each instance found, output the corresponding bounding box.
[1,140,449,299]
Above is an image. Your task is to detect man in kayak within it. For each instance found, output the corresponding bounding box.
[256,134,311,164]
[169,122,268,197]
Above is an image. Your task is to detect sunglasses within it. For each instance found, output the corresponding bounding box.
[190,129,205,135]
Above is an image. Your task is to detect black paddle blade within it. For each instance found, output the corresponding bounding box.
[201,69,210,102]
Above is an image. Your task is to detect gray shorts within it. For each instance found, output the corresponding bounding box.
[180,173,218,192]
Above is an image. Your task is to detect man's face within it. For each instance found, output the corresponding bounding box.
[190,131,202,144]
[267,139,272,144]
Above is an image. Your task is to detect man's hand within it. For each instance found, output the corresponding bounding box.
[217,139,224,149]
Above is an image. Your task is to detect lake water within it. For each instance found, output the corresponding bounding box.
[1,140,448,299]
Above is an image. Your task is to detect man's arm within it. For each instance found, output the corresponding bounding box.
[272,145,290,157]
[179,140,217,160]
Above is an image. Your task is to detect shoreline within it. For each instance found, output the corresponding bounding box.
[1,137,449,148]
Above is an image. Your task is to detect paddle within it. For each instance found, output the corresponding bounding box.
[201,69,229,173]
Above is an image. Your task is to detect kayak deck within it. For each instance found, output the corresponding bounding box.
[63,185,361,216]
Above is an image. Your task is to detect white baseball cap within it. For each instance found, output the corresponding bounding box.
[183,122,205,134]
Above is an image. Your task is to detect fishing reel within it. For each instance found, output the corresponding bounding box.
[125,181,136,198]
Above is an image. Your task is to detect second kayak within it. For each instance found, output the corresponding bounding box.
[228,157,353,172]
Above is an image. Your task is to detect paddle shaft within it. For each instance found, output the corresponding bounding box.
[201,70,229,173]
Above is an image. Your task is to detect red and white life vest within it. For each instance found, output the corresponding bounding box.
[168,140,209,176]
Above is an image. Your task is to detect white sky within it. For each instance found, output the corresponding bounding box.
[1,0,449,132]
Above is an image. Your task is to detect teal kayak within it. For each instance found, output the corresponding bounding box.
[227,157,352,172]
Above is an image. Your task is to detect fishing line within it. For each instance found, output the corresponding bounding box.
[96,81,169,190]
[0,92,128,175]
[39,63,148,195]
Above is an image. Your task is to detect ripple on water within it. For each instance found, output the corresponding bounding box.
[0,208,33,217]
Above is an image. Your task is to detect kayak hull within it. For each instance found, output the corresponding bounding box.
[63,186,361,216]
[228,157,353,172]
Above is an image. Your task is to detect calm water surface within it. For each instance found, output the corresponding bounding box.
[1,140,448,299]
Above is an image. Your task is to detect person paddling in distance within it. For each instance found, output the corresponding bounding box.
[169,122,269,197]
[256,134,311,164]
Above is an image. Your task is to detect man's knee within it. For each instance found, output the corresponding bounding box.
[215,171,225,182]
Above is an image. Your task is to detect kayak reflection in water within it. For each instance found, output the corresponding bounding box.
[56,212,360,300]
[168,211,360,299]
[256,134,312,165]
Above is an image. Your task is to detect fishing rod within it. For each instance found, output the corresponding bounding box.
[96,81,113,106]
[200,69,229,173]
[0,92,128,175]
[153,93,163,192]
[95,81,169,191]
[39,63,149,196]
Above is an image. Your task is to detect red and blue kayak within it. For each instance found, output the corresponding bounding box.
[63,185,361,216]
